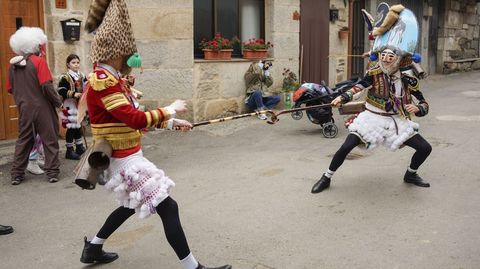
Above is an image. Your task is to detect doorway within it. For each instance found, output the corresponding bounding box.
[300,0,330,84]
[0,0,45,140]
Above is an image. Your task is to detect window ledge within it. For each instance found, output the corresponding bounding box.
[444,57,480,63]
[194,57,274,63]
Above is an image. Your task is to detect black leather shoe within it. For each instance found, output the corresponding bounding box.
[0,224,13,235]
[404,171,430,187]
[197,264,232,269]
[66,147,80,160]
[11,176,24,185]
[311,174,331,193]
[76,144,86,155]
[80,237,118,264]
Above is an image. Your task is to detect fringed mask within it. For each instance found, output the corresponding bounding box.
[379,49,401,75]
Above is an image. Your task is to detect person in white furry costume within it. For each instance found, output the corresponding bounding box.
[311,51,432,193]
[7,27,63,185]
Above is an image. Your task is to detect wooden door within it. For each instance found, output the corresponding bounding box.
[0,0,45,140]
[300,0,329,84]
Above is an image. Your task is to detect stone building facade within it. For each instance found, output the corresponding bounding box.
[438,0,480,73]
[12,0,480,133]
[42,0,299,122]
[328,0,350,84]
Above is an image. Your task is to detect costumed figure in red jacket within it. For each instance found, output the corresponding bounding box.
[79,1,232,269]
[7,27,63,185]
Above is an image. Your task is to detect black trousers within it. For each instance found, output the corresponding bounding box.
[329,133,432,172]
[96,197,191,260]
[66,128,82,144]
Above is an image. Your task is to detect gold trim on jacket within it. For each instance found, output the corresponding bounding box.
[91,123,142,150]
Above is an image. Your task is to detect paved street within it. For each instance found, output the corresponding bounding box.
[1,71,479,269]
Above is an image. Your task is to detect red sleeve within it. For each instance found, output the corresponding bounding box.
[30,55,53,85]
[6,64,12,93]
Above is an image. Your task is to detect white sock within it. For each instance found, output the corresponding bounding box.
[90,236,106,245]
[407,167,417,173]
[180,252,199,269]
[324,169,335,178]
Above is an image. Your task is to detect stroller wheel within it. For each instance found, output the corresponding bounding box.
[322,122,338,138]
[291,111,303,120]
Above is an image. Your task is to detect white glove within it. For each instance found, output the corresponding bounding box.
[168,100,188,113]
[264,70,270,77]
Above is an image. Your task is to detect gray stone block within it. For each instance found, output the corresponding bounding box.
[135,69,194,100]
[471,60,480,70]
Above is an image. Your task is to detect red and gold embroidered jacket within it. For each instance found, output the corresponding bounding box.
[86,67,172,158]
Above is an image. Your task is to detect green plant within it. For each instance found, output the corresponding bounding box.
[282,68,300,93]
[242,38,273,51]
[199,33,238,51]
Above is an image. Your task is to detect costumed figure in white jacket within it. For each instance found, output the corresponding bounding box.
[312,5,432,193]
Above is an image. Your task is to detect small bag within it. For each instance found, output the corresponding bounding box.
[338,101,366,115]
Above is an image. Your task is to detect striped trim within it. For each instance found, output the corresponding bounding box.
[151,110,160,125]
[92,125,142,150]
[145,112,153,127]
[91,122,128,128]
[101,93,130,111]
[158,108,167,120]
[91,126,137,136]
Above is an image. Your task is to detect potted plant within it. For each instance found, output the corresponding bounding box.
[338,26,349,40]
[199,33,237,60]
[242,38,273,59]
[281,68,300,109]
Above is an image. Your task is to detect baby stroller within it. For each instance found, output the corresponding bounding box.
[291,78,359,138]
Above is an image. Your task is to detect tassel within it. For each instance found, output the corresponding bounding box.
[127,53,143,70]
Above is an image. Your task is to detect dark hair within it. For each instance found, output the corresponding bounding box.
[66,54,80,65]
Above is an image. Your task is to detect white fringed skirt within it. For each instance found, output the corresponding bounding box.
[348,107,419,151]
[105,150,175,218]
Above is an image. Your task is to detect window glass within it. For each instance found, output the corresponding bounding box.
[194,0,265,58]
[217,0,238,39]
[194,0,214,57]
[240,0,263,42]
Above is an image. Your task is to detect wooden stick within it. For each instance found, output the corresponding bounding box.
[193,109,274,127]
[328,54,366,58]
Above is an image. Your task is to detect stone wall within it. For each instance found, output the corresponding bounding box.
[43,0,299,122]
[43,0,91,79]
[192,0,300,121]
[328,0,349,86]
[438,0,480,73]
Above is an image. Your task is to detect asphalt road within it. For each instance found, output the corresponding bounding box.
[0,71,479,269]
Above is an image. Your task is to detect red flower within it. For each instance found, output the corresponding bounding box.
[199,33,239,51]
[242,37,273,51]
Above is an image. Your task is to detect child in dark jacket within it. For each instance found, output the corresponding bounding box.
[58,54,87,160]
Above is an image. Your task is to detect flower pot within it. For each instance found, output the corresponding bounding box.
[243,49,268,59]
[338,30,349,40]
[203,49,233,60]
